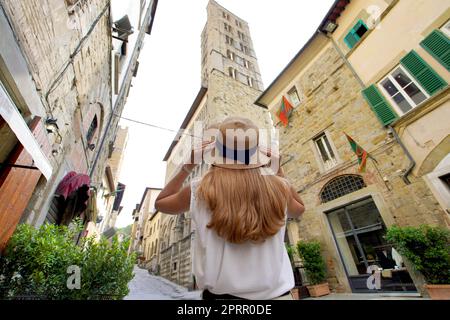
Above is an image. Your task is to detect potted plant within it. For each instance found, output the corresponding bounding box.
[296,240,330,297]
[386,225,450,300]
[286,244,299,299]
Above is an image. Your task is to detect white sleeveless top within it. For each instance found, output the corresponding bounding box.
[190,177,294,300]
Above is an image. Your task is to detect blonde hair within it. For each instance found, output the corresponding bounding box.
[197,166,289,244]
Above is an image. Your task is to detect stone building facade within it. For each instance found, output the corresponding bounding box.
[97,126,129,236]
[255,0,449,296]
[0,0,158,249]
[158,0,272,289]
[130,187,161,269]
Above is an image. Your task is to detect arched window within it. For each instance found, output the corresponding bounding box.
[320,175,366,203]
[86,115,98,143]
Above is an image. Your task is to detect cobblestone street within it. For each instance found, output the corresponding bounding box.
[125,266,202,300]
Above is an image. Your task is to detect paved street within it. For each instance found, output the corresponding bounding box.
[304,293,427,300]
[124,266,202,300]
[125,266,428,300]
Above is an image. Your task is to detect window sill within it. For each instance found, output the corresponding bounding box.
[390,85,450,128]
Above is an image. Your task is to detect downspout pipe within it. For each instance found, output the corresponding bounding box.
[388,126,415,185]
[319,29,415,185]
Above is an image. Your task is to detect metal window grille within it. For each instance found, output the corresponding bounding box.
[320,175,366,203]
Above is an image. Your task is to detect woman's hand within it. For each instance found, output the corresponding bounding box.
[261,147,284,177]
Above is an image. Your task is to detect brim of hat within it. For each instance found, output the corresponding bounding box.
[204,146,271,170]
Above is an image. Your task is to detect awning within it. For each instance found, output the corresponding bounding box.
[55,171,90,199]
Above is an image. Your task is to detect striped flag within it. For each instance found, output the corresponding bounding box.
[345,133,368,172]
[276,96,293,127]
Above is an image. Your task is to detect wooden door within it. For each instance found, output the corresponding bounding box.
[0,117,49,251]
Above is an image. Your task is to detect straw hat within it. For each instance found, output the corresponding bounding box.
[203,116,271,170]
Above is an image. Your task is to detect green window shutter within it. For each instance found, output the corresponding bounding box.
[400,50,448,96]
[344,19,368,49]
[344,30,359,49]
[362,85,398,126]
[420,30,450,71]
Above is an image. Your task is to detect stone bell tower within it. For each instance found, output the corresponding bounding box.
[200,0,272,128]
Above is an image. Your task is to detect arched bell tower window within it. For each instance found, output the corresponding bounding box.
[86,115,98,143]
[320,175,366,203]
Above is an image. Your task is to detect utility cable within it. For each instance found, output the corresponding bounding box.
[115,114,204,140]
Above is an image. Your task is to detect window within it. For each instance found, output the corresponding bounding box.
[228,67,236,79]
[235,19,242,28]
[320,175,366,203]
[314,133,338,170]
[224,23,232,33]
[379,66,429,115]
[222,11,230,20]
[226,49,234,61]
[440,19,450,37]
[288,87,301,106]
[238,31,245,41]
[225,35,234,45]
[86,115,98,143]
[344,19,368,49]
[173,262,177,271]
[243,59,250,69]
[247,76,254,88]
[235,55,244,66]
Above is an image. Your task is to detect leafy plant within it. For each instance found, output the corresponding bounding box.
[285,243,296,266]
[296,241,327,285]
[385,225,450,285]
[0,221,136,299]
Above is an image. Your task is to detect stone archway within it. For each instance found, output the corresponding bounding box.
[417,135,450,177]
[423,152,450,226]
[319,174,366,203]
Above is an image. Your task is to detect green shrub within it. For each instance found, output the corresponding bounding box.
[385,225,450,285]
[285,243,295,266]
[0,221,136,299]
[296,241,327,285]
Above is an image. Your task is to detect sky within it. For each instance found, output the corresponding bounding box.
[115,0,335,228]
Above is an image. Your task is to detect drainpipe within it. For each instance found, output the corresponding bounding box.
[387,126,415,185]
[319,30,365,89]
[319,29,415,185]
